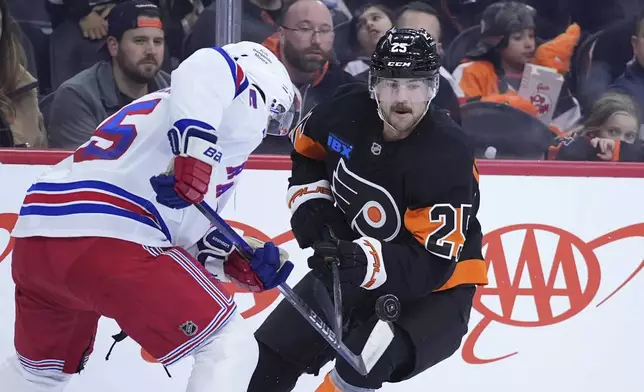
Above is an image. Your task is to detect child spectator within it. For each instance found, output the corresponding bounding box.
[453,1,581,129]
[343,3,393,80]
[551,92,644,162]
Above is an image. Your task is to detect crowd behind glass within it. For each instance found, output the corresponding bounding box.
[1,0,643,162]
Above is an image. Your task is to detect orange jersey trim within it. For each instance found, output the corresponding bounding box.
[316,373,339,392]
[405,205,488,290]
[435,258,488,291]
[294,133,326,160]
[405,205,467,261]
[292,113,326,160]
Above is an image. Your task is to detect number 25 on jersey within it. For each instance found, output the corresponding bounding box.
[407,203,472,261]
[425,204,472,261]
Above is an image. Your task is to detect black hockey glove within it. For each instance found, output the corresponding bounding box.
[308,237,367,287]
[290,199,357,249]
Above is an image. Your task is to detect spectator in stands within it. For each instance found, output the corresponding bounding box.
[609,9,644,122]
[256,0,356,154]
[265,0,355,113]
[183,0,349,60]
[347,0,461,46]
[156,0,213,61]
[551,92,644,161]
[45,1,115,38]
[48,1,118,89]
[47,0,170,149]
[394,1,463,124]
[576,15,636,114]
[186,0,282,52]
[7,0,46,84]
[0,0,47,148]
[527,0,633,36]
[343,3,393,80]
[452,1,581,129]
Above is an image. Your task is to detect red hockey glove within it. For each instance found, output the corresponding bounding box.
[224,237,293,292]
[151,118,222,208]
[173,155,213,204]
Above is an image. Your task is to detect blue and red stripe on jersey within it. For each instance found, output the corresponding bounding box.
[212,46,249,99]
[20,180,172,241]
[226,162,246,179]
[143,245,235,366]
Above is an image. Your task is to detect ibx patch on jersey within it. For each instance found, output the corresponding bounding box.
[327,133,353,159]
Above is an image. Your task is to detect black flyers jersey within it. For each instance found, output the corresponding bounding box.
[287,85,488,299]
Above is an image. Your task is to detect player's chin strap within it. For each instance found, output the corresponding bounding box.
[104,330,173,378]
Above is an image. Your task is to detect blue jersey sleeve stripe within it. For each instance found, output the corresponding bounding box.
[26,180,171,241]
[211,46,248,99]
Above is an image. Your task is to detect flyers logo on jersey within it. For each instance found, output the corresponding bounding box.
[332,159,401,242]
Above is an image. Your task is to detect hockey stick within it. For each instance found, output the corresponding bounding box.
[331,262,343,341]
[312,262,344,341]
[194,201,395,375]
[321,226,344,341]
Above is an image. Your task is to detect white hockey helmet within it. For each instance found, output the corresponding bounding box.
[223,41,296,136]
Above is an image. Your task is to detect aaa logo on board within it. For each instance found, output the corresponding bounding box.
[463,223,644,364]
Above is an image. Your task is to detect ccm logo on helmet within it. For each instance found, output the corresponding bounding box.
[387,61,411,67]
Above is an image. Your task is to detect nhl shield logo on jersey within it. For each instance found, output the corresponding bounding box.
[179,321,199,337]
[332,159,401,242]
[370,142,382,155]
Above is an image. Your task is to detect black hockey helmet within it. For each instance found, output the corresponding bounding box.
[370,28,441,79]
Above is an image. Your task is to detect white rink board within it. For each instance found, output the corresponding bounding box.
[0,163,643,391]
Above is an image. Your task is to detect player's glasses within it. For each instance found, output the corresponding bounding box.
[265,98,295,136]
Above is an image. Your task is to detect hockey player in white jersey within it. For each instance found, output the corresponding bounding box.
[0,41,295,392]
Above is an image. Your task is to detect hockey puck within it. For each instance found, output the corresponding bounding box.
[375,294,401,322]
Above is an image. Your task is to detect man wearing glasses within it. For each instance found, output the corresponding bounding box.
[256,0,357,154]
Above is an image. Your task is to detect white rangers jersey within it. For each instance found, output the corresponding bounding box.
[12,47,269,249]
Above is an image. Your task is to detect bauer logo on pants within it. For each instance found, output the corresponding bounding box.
[179,321,199,337]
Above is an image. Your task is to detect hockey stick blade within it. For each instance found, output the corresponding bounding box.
[194,201,377,375]
[361,320,395,372]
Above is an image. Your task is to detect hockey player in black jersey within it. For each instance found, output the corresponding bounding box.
[247,28,488,392]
